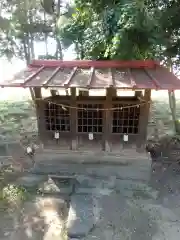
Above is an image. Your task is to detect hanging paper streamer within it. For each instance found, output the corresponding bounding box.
[54,131,59,139]
[89,133,94,140]
[26,146,33,154]
[123,134,128,142]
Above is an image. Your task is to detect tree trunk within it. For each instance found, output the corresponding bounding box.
[28,6,35,60]
[55,0,63,60]
[45,33,48,56]
[44,12,48,56]
[56,38,63,59]
[167,61,180,134]
[79,37,84,59]
[30,33,35,59]
[75,42,80,59]
[168,90,180,133]
[22,36,34,100]
[22,35,31,64]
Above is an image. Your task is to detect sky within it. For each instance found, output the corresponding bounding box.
[0,39,75,81]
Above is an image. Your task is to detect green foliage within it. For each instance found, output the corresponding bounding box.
[0,101,37,141]
[2,184,29,205]
[38,54,57,59]
[1,0,180,65]
[59,1,162,60]
[0,0,67,61]
[58,0,180,64]
[41,0,55,15]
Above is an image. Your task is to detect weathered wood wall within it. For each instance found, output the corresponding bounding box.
[32,87,151,152]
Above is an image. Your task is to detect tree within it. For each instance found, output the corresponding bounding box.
[59,0,180,64]
[41,0,73,60]
[59,0,162,60]
[0,0,51,63]
[0,0,72,62]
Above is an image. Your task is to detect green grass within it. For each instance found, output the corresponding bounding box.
[0,100,37,143]
[148,93,180,137]
[2,184,30,205]
[0,100,38,207]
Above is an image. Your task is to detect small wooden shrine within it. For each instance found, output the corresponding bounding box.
[1,60,180,153]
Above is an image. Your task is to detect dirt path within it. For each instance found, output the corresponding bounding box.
[1,160,180,240]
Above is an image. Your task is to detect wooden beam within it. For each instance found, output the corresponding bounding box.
[33,87,45,142]
[135,90,143,101]
[43,67,61,87]
[144,68,161,89]
[86,67,95,88]
[103,87,114,152]
[50,89,57,96]
[135,91,143,98]
[23,66,45,87]
[137,89,151,151]
[109,68,116,87]
[70,88,77,150]
[64,67,78,88]
[34,87,42,99]
[79,90,89,97]
[29,87,35,101]
[127,68,137,88]
[30,60,159,69]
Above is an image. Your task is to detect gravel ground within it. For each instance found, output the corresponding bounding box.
[1,160,179,240]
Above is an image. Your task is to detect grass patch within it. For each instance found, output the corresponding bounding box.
[0,100,37,143]
[0,167,30,208]
[1,184,30,205]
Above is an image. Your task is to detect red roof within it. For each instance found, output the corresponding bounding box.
[1,60,180,90]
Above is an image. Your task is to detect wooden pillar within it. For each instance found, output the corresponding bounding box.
[135,90,143,99]
[103,87,116,152]
[79,90,89,96]
[137,89,151,151]
[50,89,57,96]
[70,87,77,150]
[32,87,45,142]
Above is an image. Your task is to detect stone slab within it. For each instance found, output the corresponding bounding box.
[42,177,73,195]
[32,163,151,182]
[75,187,113,196]
[0,144,8,156]
[12,196,67,240]
[115,179,150,191]
[68,239,79,240]
[15,174,47,188]
[76,175,116,189]
[67,194,94,238]
[115,179,159,200]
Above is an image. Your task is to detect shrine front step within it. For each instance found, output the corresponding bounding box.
[34,150,150,165]
[31,163,151,182]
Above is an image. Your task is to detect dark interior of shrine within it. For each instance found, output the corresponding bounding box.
[44,95,140,135]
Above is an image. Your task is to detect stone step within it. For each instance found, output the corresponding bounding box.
[12,195,68,240]
[75,187,113,196]
[67,194,95,238]
[40,176,75,195]
[15,173,48,189]
[32,164,151,182]
[34,151,150,164]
